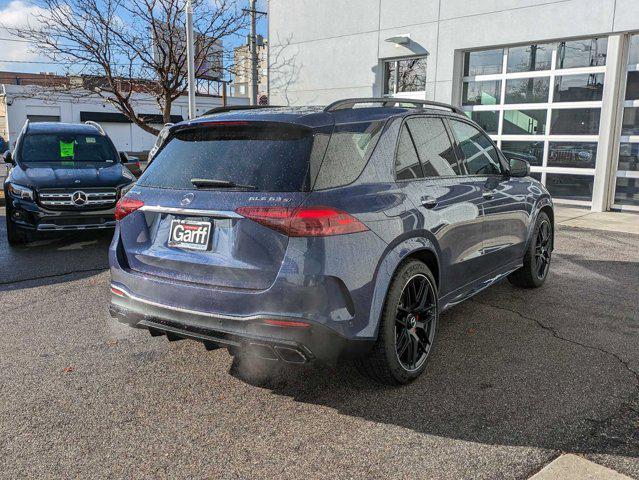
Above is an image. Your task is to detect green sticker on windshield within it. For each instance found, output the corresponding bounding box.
[60,140,74,158]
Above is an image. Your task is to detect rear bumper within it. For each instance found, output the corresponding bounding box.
[109,285,374,363]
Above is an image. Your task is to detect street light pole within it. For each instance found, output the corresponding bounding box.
[185,0,197,119]
[248,0,258,106]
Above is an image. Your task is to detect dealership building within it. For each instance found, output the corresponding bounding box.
[268,0,639,212]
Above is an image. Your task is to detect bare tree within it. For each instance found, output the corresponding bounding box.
[5,0,248,135]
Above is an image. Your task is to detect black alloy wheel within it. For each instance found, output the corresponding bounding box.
[395,274,437,371]
[534,219,552,280]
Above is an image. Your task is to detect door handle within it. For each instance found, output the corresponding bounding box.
[482,190,495,200]
[421,196,438,209]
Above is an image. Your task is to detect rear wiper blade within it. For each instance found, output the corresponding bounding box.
[191,178,256,190]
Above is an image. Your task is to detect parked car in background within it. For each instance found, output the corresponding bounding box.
[3,121,135,245]
[121,153,143,178]
[109,99,554,385]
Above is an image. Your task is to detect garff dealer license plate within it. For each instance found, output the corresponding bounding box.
[168,219,212,251]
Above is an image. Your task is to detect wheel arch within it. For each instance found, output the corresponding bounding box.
[366,234,441,340]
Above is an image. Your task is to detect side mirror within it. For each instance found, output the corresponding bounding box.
[509,158,530,178]
[2,150,13,164]
[119,151,129,163]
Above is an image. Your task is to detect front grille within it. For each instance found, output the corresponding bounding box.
[38,188,117,210]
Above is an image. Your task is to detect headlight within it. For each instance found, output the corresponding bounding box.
[8,183,34,201]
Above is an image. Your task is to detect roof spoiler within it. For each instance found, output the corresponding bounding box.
[324,97,464,115]
[202,105,282,116]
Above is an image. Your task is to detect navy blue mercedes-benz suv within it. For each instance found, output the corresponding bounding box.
[3,121,135,245]
[109,98,554,384]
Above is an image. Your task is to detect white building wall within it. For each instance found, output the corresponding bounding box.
[269,0,639,106]
[1,85,248,152]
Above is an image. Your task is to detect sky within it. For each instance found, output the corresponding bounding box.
[0,0,267,75]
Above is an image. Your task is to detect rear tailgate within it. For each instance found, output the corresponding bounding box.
[118,188,307,290]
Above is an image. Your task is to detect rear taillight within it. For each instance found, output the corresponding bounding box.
[235,206,368,237]
[115,197,144,221]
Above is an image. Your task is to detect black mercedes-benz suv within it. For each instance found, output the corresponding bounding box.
[2,121,135,245]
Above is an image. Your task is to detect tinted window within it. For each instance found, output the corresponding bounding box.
[139,123,314,192]
[462,80,501,105]
[503,110,547,135]
[618,143,639,171]
[548,142,597,168]
[550,109,600,135]
[450,121,502,175]
[625,72,639,101]
[464,111,498,134]
[464,49,503,76]
[622,108,639,136]
[501,141,544,166]
[505,77,550,104]
[313,122,383,189]
[20,133,117,164]
[555,73,604,102]
[557,38,607,69]
[614,178,639,206]
[546,174,594,201]
[406,117,459,176]
[507,43,552,73]
[395,126,422,181]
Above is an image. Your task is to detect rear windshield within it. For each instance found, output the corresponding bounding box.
[138,123,314,192]
[20,133,118,164]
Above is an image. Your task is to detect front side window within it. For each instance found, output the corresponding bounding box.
[405,117,459,176]
[395,126,422,181]
[19,133,118,165]
[383,57,427,95]
[449,120,502,176]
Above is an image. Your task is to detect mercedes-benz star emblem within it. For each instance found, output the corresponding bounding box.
[180,193,194,206]
[72,191,88,206]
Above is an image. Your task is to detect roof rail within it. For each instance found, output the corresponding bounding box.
[202,105,282,116]
[324,97,464,115]
[85,120,105,135]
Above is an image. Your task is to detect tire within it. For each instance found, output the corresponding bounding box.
[6,215,31,246]
[508,211,553,288]
[355,260,438,385]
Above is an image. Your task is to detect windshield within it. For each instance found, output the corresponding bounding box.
[20,133,118,165]
[138,123,314,192]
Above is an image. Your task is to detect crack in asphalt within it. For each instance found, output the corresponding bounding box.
[472,300,639,385]
[0,267,108,288]
[472,299,639,450]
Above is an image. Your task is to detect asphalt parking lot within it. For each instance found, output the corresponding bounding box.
[0,206,637,479]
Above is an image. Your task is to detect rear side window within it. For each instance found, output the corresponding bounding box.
[313,122,383,189]
[449,120,503,175]
[395,125,423,180]
[406,117,460,176]
[138,123,314,192]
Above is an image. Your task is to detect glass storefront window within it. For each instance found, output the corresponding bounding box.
[614,177,639,206]
[618,143,639,171]
[545,174,594,201]
[383,57,427,95]
[507,43,553,73]
[548,142,597,168]
[550,108,600,135]
[530,172,542,182]
[464,49,503,76]
[554,73,604,102]
[462,80,501,105]
[465,111,499,134]
[625,72,639,101]
[503,110,547,135]
[501,141,544,166]
[556,38,607,69]
[504,77,550,104]
[621,108,639,136]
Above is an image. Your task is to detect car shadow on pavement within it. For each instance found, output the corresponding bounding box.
[0,212,112,290]
[229,262,639,461]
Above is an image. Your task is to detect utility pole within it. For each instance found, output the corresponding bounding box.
[248,0,258,106]
[185,0,197,119]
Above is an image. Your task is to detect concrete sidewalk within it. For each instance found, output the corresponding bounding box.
[530,454,634,479]
[556,205,639,235]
